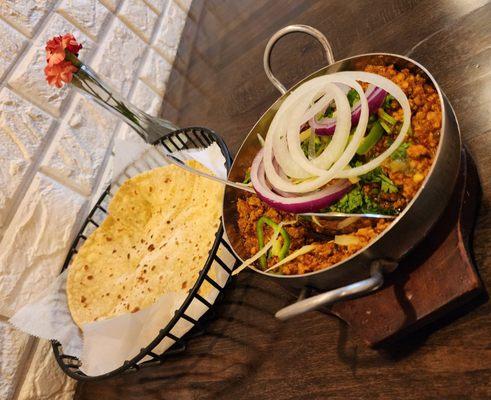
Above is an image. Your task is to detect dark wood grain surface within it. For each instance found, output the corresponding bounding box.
[331,149,483,346]
[76,1,491,398]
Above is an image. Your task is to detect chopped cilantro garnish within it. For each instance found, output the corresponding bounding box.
[328,185,397,215]
[330,186,364,213]
[391,142,410,160]
[324,105,334,118]
[301,134,330,158]
[347,89,360,107]
[383,94,395,110]
[379,173,398,193]
[349,162,398,194]
[360,166,398,194]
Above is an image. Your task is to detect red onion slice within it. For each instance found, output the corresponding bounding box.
[309,85,387,136]
[251,150,352,213]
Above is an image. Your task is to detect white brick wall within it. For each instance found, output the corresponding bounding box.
[0,0,190,399]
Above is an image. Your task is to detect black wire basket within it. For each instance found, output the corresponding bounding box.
[52,127,240,381]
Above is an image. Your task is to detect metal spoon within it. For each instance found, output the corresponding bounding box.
[300,212,397,219]
[72,63,395,220]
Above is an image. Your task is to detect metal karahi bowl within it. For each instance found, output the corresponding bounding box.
[223,25,461,319]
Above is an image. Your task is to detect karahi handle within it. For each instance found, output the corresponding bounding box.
[263,24,335,95]
[275,261,395,320]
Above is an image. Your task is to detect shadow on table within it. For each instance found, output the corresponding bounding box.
[76,274,288,400]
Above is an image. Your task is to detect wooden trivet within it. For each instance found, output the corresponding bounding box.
[329,149,485,347]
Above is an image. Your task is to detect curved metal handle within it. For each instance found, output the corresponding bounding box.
[275,261,388,321]
[263,24,335,95]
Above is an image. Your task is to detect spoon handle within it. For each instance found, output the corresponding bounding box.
[165,154,255,192]
[71,63,391,209]
[300,212,397,219]
[71,62,254,192]
[72,63,179,143]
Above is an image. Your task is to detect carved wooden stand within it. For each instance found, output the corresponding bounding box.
[330,149,485,347]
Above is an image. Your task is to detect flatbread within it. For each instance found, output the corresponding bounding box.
[66,161,223,327]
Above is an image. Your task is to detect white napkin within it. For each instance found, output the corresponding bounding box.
[10,139,234,376]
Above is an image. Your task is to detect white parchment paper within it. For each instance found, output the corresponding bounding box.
[10,139,235,376]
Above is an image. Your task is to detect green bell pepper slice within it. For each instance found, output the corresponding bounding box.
[256,216,291,269]
[356,120,384,155]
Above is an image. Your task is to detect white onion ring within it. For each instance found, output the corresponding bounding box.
[332,71,411,178]
[287,82,351,175]
[257,71,410,199]
[263,76,369,194]
[309,84,387,135]
[268,79,324,179]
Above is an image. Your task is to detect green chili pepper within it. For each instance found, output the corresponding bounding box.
[356,121,384,155]
[256,216,291,269]
[243,170,251,184]
[379,119,393,134]
[378,108,397,126]
[408,125,413,136]
[270,235,283,258]
[270,228,290,260]
[347,89,360,107]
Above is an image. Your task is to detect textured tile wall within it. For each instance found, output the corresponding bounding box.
[0,0,190,398]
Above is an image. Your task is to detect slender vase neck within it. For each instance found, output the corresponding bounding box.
[71,62,179,143]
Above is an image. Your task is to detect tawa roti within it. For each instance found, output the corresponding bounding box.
[66,161,223,327]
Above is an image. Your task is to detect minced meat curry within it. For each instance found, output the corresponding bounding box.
[236,64,441,275]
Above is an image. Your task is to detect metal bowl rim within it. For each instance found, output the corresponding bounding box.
[226,51,460,280]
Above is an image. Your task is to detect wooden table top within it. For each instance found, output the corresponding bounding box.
[77,1,491,398]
